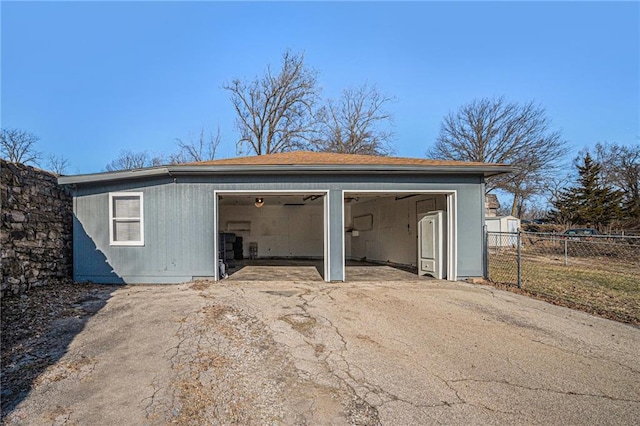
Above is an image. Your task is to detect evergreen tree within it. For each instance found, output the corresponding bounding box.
[548,187,576,225]
[549,153,622,227]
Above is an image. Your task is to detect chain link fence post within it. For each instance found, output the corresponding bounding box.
[517,230,522,288]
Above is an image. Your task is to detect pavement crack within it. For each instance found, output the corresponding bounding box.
[292,289,382,422]
[432,372,466,405]
[448,378,640,403]
[531,338,640,375]
[141,375,162,419]
[165,317,188,369]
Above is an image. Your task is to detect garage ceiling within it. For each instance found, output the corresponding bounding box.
[218,193,430,206]
[218,194,324,206]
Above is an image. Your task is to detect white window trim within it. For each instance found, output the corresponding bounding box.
[109,192,144,246]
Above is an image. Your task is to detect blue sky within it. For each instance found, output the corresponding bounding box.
[2,1,639,175]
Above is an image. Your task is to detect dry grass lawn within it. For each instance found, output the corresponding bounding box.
[488,252,640,325]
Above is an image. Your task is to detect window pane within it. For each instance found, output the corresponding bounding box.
[113,220,141,242]
[113,196,140,218]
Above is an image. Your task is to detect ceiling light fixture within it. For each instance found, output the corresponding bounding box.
[254,197,264,208]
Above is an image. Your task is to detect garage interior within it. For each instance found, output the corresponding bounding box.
[216,191,450,282]
[217,193,326,279]
[344,192,449,281]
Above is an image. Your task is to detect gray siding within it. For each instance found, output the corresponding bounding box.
[75,180,216,283]
[72,173,484,283]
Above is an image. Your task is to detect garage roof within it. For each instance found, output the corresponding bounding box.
[59,151,514,185]
[185,151,496,167]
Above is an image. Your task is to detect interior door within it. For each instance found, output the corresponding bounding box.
[418,211,447,279]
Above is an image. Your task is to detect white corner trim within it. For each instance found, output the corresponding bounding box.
[213,190,219,281]
[447,191,458,281]
[324,193,330,282]
[341,190,346,282]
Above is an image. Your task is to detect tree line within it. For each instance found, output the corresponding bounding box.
[103,50,396,168]
[2,49,638,229]
[0,128,70,174]
[224,51,395,157]
[105,127,223,171]
[548,143,639,229]
[0,125,222,174]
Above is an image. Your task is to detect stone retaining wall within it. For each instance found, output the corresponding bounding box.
[1,160,73,296]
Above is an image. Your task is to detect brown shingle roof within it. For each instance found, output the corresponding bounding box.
[184,151,504,167]
[59,151,514,185]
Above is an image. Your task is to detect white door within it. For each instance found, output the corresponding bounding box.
[418,211,447,279]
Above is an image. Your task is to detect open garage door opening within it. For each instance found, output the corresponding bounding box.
[214,191,329,281]
[343,191,457,281]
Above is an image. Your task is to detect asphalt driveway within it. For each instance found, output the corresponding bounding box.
[5,267,640,424]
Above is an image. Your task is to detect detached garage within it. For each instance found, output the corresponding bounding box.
[59,151,511,284]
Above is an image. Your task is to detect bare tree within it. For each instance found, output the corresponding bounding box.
[174,127,222,163]
[519,200,550,221]
[105,150,156,171]
[224,50,319,155]
[149,154,167,167]
[593,141,640,223]
[543,174,571,207]
[427,97,568,217]
[314,84,395,156]
[1,128,41,165]
[46,153,70,175]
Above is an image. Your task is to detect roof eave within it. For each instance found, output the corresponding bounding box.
[58,164,515,185]
[58,167,170,185]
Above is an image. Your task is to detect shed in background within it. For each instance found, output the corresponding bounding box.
[486,215,520,247]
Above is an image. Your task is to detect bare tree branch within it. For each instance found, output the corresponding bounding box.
[427,97,568,217]
[174,126,222,163]
[1,128,41,165]
[224,50,319,155]
[314,84,395,156]
[105,150,155,171]
[592,141,640,224]
[46,153,70,175]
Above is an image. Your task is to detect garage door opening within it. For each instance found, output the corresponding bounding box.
[343,191,457,281]
[214,191,329,281]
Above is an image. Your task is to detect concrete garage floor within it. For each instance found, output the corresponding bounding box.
[226,258,432,282]
[226,259,325,281]
[4,275,639,425]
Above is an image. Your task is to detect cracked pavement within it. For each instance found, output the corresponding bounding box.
[4,272,640,424]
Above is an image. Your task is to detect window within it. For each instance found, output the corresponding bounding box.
[109,192,144,246]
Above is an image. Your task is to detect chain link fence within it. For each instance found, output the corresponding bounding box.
[485,231,640,323]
